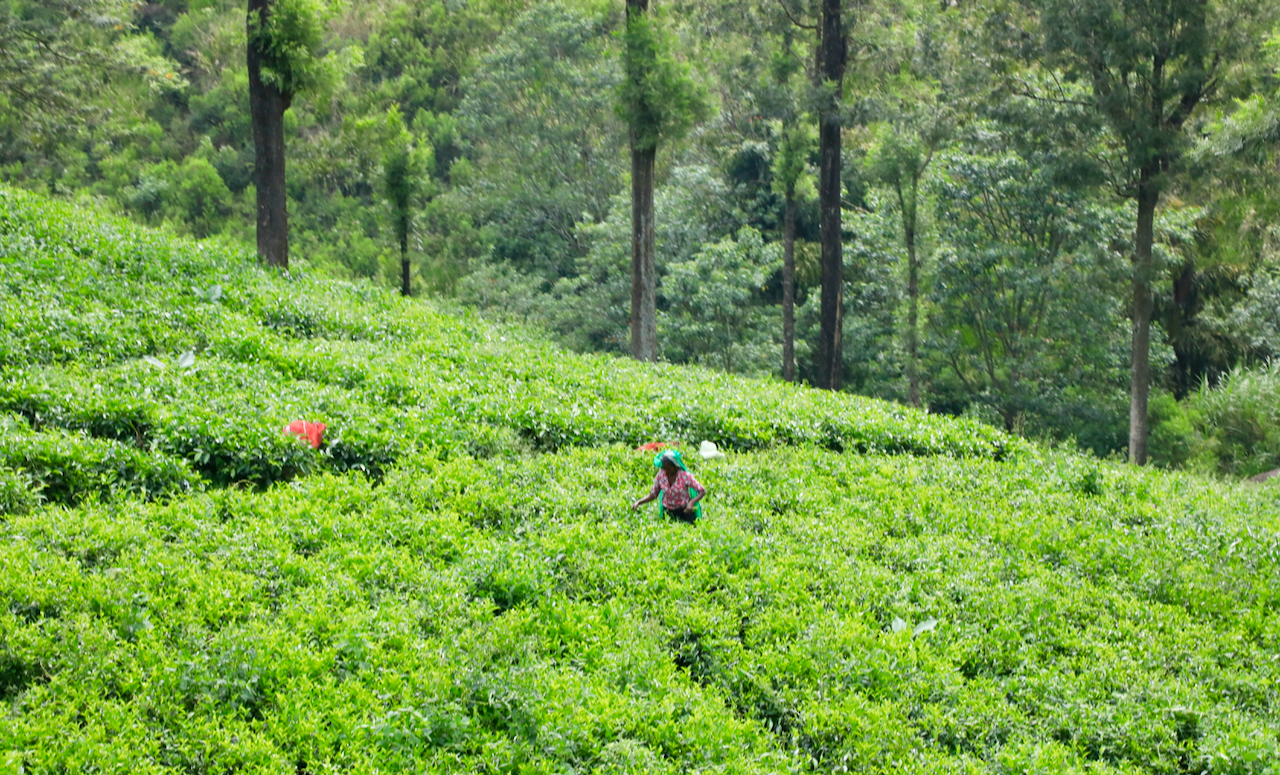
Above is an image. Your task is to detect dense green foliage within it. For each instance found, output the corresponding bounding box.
[246,0,332,97]
[928,143,1127,435]
[616,8,706,152]
[1149,362,1280,478]
[4,186,1280,773]
[4,0,1280,461]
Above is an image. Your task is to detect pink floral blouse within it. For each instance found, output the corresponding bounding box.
[648,470,705,509]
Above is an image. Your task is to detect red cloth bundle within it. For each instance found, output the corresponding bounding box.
[283,420,326,449]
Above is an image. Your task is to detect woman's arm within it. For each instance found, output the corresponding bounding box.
[685,472,707,508]
[631,477,662,511]
[631,491,658,511]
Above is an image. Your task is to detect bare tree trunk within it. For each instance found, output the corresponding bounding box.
[1169,259,1195,399]
[1003,408,1017,433]
[782,192,797,382]
[625,0,657,362]
[630,139,658,361]
[724,319,733,372]
[906,223,920,407]
[1129,176,1158,466]
[816,0,846,390]
[400,230,411,297]
[247,0,290,269]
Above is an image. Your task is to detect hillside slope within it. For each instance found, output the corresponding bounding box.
[2,188,1279,774]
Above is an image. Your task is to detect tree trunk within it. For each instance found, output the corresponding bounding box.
[630,140,658,362]
[906,222,920,407]
[247,0,290,269]
[816,0,846,390]
[626,0,657,362]
[724,319,733,372]
[1169,259,1195,399]
[782,191,797,382]
[400,230,411,297]
[1129,175,1158,466]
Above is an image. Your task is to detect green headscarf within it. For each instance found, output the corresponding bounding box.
[653,449,689,471]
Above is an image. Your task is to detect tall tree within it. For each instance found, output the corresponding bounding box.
[761,20,818,383]
[617,0,705,361]
[246,0,328,269]
[773,121,816,382]
[458,3,624,281]
[866,112,948,407]
[931,144,1123,433]
[1024,0,1275,464]
[862,0,957,407]
[815,0,848,389]
[382,107,432,297]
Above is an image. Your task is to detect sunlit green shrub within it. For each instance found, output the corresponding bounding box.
[0,428,197,505]
[0,465,37,516]
[4,186,1280,774]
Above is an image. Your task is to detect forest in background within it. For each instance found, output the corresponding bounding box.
[6,0,1280,469]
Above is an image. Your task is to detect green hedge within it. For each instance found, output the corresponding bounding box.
[0,428,197,507]
[9,186,1275,773]
[0,185,1022,508]
[1,186,1019,466]
[1,449,1278,772]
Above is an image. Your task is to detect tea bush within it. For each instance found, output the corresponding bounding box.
[0,185,1020,505]
[0,465,37,516]
[3,449,1280,772]
[2,187,1279,772]
[0,426,197,508]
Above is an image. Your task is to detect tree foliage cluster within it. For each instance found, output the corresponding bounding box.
[5,0,1280,462]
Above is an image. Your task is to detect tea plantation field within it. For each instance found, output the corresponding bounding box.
[2,186,1279,774]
